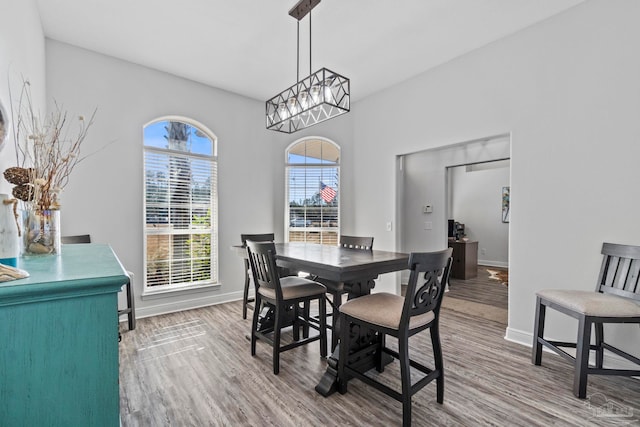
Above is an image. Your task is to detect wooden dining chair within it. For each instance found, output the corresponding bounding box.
[315,235,374,349]
[246,240,327,375]
[61,234,136,331]
[60,234,91,244]
[337,248,452,427]
[240,233,275,319]
[532,242,640,398]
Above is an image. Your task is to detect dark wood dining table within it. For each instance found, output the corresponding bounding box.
[234,242,409,396]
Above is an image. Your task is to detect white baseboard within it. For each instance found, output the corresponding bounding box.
[134,290,245,319]
[505,326,532,346]
[478,260,509,268]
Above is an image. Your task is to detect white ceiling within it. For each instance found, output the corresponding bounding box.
[36,0,584,102]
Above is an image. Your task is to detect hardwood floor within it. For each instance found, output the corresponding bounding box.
[119,297,640,426]
[443,265,509,325]
[448,266,508,309]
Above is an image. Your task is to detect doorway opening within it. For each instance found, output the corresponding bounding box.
[396,133,510,327]
[444,159,510,325]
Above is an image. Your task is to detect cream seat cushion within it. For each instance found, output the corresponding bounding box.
[339,292,435,330]
[537,289,640,317]
[258,276,326,300]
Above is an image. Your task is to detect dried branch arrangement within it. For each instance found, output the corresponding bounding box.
[3,80,96,211]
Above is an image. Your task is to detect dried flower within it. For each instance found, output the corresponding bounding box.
[4,80,96,211]
[3,167,31,185]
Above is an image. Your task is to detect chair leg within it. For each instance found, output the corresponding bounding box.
[430,322,444,404]
[251,296,261,356]
[337,313,350,394]
[375,332,386,373]
[319,296,327,358]
[242,266,250,320]
[125,278,136,330]
[574,316,591,398]
[532,297,546,365]
[398,332,412,427]
[273,303,282,375]
[595,322,604,369]
[293,303,300,342]
[296,301,310,339]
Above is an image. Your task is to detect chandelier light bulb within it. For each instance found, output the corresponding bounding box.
[288,97,299,116]
[298,91,309,110]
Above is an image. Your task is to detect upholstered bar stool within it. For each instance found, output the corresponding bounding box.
[311,235,374,349]
[61,235,135,330]
[532,242,640,398]
[246,240,327,374]
[338,249,452,427]
[240,233,275,319]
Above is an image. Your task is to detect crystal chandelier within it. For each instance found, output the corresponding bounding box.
[266,0,350,133]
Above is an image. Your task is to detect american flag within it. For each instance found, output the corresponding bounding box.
[320,182,337,203]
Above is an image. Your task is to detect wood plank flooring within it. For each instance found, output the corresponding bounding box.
[443,265,509,325]
[447,266,509,309]
[119,296,640,426]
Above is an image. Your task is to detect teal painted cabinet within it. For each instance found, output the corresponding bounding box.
[0,244,128,427]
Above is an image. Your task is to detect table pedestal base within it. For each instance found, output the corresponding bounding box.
[316,277,392,397]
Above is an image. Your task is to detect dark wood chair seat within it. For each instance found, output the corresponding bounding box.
[532,242,640,398]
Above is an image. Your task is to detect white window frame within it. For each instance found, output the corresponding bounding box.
[285,136,340,245]
[142,116,218,296]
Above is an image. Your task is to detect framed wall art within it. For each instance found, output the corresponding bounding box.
[502,186,510,223]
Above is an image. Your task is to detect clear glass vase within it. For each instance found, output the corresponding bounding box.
[22,209,61,256]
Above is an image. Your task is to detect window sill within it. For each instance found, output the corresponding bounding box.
[141,282,221,300]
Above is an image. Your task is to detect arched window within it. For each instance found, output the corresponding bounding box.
[143,118,217,291]
[286,137,340,245]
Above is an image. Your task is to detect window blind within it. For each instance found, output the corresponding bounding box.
[144,127,217,289]
[286,139,340,245]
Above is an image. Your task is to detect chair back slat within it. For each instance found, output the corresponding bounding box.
[339,235,373,251]
[598,243,640,301]
[241,233,275,275]
[246,240,282,301]
[403,249,453,323]
[629,259,640,293]
[61,234,91,244]
[241,233,275,245]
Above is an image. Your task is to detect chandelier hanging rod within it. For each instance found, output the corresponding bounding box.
[291,0,318,81]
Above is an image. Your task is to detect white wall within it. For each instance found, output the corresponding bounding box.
[450,161,510,267]
[45,40,278,317]
[353,0,640,358]
[45,39,356,318]
[0,0,46,195]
